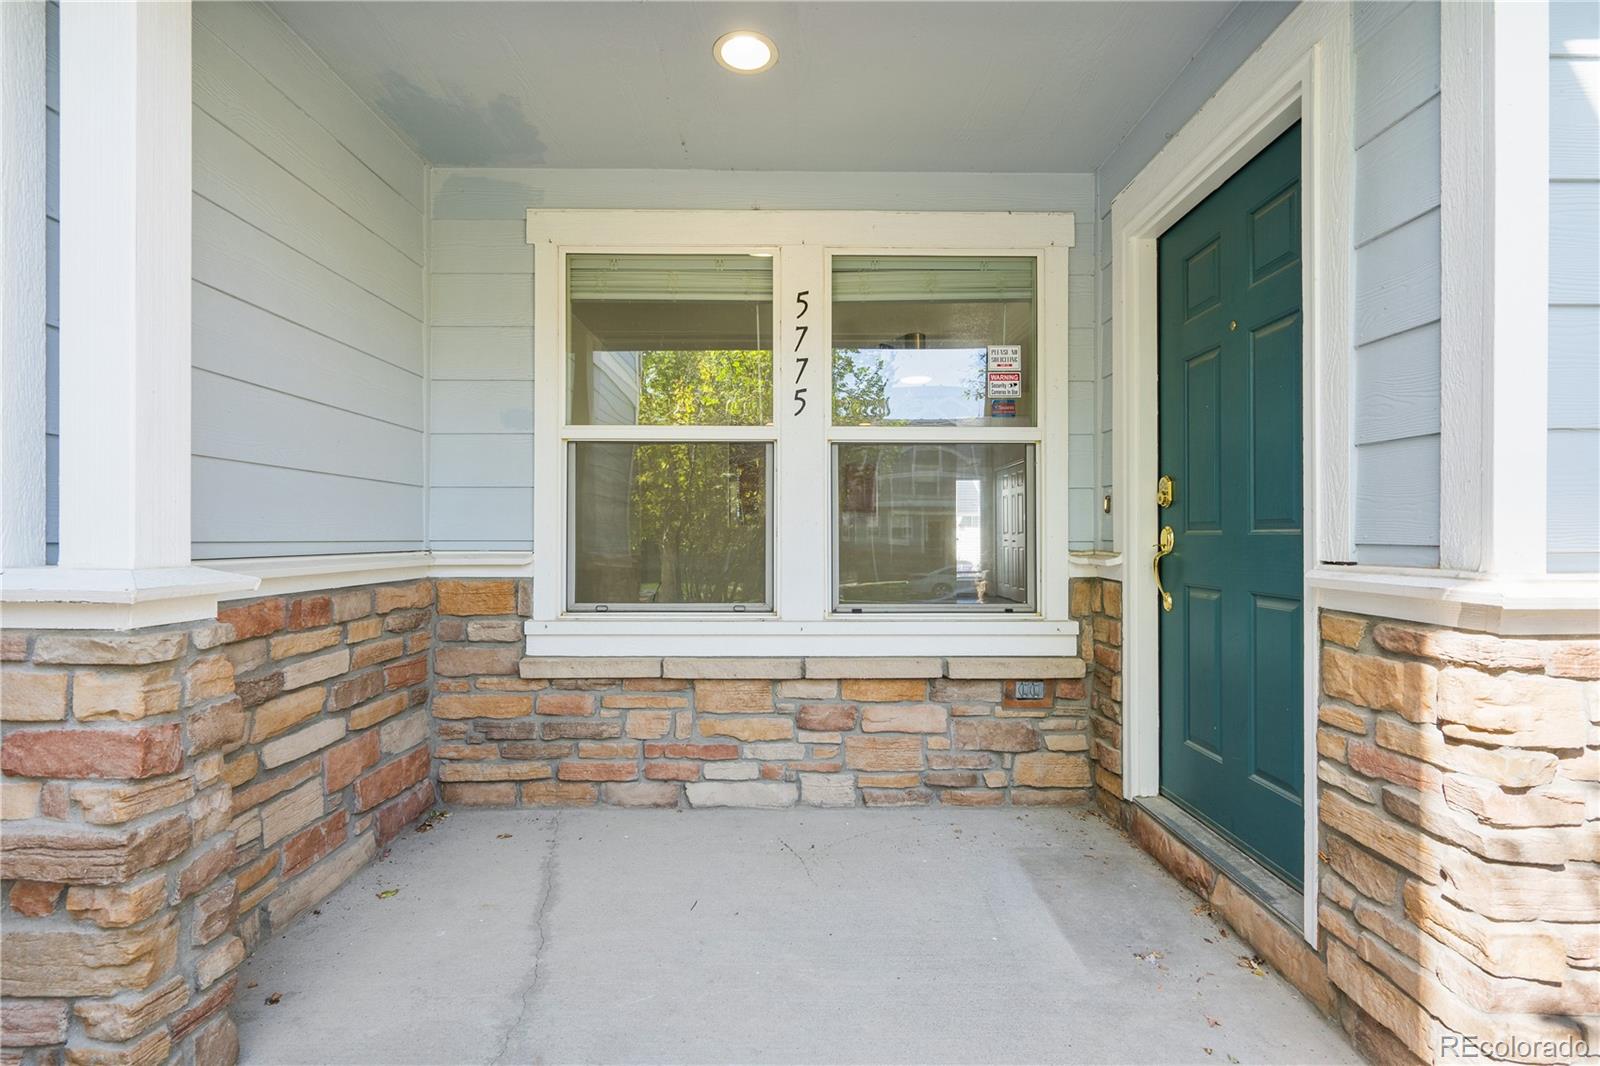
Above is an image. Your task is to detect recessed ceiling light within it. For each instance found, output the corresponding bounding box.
[714,30,777,74]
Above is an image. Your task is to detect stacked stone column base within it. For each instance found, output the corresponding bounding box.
[1,580,447,1066]
[1089,588,1598,1065]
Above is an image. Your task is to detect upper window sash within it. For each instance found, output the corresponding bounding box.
[828,254,1041,429]
[564,252,777,430]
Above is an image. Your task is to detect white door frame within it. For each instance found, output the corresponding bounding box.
[1109,1,1353,944]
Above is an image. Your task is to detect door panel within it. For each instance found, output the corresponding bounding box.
[1184,349,1223,531]
[996,462,1026,603]
[1183,586,1224,760]
[1158,124,1305,887]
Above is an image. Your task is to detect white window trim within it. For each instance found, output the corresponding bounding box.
[1109,1,1353,945]
[525,209,1077,656]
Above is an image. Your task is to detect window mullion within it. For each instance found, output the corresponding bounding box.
[775,244,832,622]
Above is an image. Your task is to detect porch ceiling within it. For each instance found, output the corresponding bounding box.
[267,1,1238,171]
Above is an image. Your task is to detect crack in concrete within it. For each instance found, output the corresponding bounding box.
[491,813,561,1066]
[778,838,816,885]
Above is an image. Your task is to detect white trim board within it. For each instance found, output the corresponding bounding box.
[0,1,48,569]
[0,550,536,629]
[1109,1,1354,945]
[216,550,533,600]
[1308,568,1600,636]
[525,209,1080,657]
[1438,2,1551,575]
[0,565,259,630]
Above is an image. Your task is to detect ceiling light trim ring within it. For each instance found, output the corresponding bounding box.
[714,30,778,75]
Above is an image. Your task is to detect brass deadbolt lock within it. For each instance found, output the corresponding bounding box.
[1156,475,1175,508]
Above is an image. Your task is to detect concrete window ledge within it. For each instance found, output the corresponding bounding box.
[520,655,1087,681]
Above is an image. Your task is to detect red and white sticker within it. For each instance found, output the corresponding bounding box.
[986,371,1021,398]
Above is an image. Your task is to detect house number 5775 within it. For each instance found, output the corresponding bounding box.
[793,289,810,416]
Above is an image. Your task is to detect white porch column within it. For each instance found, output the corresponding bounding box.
[1,0,255,627]
[57,0,192,571]
[0,2,47,569]
[1439,0,1550,575]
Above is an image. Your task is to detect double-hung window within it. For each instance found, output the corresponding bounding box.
[527,211,1075,655]
[565,253,775,611]
[831,255,1039,612]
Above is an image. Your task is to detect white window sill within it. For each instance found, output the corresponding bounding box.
[521,652,1087,681]
[523,614,1079,658]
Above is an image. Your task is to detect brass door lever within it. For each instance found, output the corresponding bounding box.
[1153,525,1175,612]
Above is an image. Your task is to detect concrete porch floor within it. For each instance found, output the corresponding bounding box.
[235,808,1356,1065]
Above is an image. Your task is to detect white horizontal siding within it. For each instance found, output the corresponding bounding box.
[1354,96,1441,245]
[428,219,533,274]
[193,197,422,372]
[1354,436,1441,560]
[1549,183,1599,305]
[193,371,423,486]
[429,435,534,487]
[427,487,534,545]
[194,108,423,315]
[429,327,535,380]
[1352,2,1440,148]
[1353,209,1441,347]
[429,380,534,435]
[426,217,537,550]
[1352,0,1441,567]
[1548,6,1599,571]
[191,3,425,561]
[1551,57,1599,180]
[1353,323,1440,446]
[192,285,423,430]
[429,273,532,328]
[192,457,423,554]
[1549,308,1600,430]
[193,2,422,212]
[1065,196,1099,551]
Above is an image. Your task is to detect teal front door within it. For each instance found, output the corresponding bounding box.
[1156,124,1304,887]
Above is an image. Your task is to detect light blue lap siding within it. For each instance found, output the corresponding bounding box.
[1352,1,1442,566]
[1549,3,1600,572]
[189,2,426,560]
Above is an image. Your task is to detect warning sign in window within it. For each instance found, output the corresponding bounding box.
[986,371,1022,399]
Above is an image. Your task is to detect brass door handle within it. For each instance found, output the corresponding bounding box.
[1153,525,1175,612]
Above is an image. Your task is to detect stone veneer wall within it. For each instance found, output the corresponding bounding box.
[1085,591,1600,1065]
[1313,613,1598,1063]
[0,580,440,1066]
[428,578,1093,808]
[1069,577,1125,816]
[433,661,1095,810]
[12,569,1591,1065]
